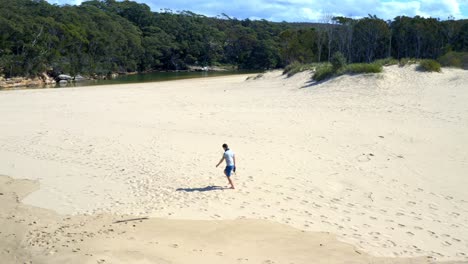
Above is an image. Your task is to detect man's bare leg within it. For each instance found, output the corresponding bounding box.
[227,177,235,189]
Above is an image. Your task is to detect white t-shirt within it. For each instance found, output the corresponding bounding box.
[223,149,235,166]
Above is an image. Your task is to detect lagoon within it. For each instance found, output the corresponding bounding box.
[0,70,261,91]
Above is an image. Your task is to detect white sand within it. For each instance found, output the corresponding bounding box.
[0,65,467,261]
[1,175,431,264]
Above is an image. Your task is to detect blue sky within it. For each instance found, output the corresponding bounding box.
[47,0,468,21]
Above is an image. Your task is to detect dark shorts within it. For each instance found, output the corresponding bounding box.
[224,165,235,177]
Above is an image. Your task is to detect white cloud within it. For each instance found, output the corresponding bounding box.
[46,0,468,21]
[419,0,462,18]
[50,0,82,5]
[378,1,423,18]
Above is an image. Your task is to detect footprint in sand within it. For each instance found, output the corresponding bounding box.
[357,154,371,162]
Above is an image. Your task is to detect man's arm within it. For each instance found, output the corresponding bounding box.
[216,156,225,167]
[233,155,236,172]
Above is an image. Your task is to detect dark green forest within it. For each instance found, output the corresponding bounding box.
[0,0,467,78]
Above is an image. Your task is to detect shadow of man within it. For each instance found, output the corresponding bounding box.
[176,186,229,192]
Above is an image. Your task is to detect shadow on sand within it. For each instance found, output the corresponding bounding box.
[113,217,149,224]
[176,185,230,192]
[300,78,327,88]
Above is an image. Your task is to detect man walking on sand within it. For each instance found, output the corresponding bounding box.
[216,143,236,189]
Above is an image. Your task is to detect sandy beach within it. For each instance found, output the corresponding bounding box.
[1,66,467,263]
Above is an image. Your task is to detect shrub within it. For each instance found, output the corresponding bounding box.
[375,57,398,66]
[418,59,441,72]
[331,52,347,71]
[283,62,317,77]
[345,63,383,74]
[438,52,468,69]
[399,58,418,67]
[283,61,302,75]
[313,65,334,81]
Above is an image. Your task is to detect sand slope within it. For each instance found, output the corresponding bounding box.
[0,175,443,264]
[0,65,467,261]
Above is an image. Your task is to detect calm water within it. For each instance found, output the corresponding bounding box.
[88,70,261,86]
[1,70,261,91]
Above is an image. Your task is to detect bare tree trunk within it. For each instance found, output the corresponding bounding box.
[388,32,392,58]
[315,29,325,62]
[322,14,334,61]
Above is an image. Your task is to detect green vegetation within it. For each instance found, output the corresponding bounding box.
[313,52,382,81]
[345,63,383,74]
[313,63,382,81]
[418,59,442,72]
[283,62,317,77]
[375,58,399,66]
[0,0,467,79]
[438,52,468,69]
[313,64,334,81]
[398,58,419,67]
[331,52,347,71]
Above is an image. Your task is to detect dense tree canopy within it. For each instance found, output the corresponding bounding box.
[0,0,466,78]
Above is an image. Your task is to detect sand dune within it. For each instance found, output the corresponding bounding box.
[0,65,467,262]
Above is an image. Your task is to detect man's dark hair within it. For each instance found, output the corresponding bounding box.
[222,143,228,148]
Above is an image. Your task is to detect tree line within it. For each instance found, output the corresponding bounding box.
[0,0,466,78]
